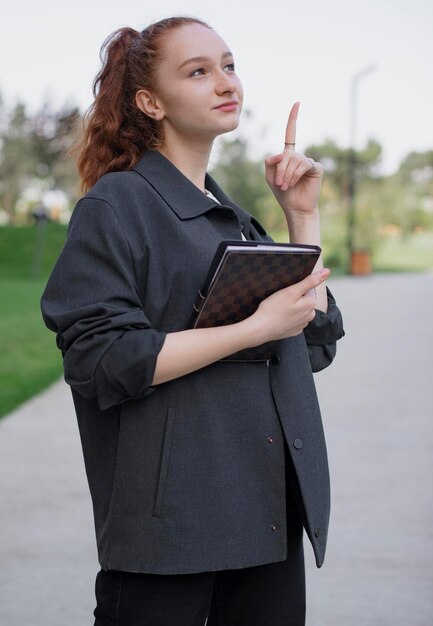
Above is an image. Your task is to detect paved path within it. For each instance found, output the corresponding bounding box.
[1,273,432,625]
[305,273,433,625]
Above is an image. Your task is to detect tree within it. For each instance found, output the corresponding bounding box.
[210,117,287,234]
[0,93,81,223]
[391,150,433,236]
[0,101,35,223]
[305,137,382,207]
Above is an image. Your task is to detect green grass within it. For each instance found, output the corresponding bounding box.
[0,223,67,419]
[373,231,433,273]
[0,221,68,279]
[0,277,64,418]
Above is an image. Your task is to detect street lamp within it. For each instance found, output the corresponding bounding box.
[347,64,377,274]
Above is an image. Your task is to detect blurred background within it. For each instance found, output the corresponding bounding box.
[0,0,433,415]
[0,1,432,624]
[1,0,432,417]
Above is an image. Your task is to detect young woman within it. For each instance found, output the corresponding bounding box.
[40,15,344,626]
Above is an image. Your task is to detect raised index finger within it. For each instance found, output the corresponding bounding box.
[284,101,300,148]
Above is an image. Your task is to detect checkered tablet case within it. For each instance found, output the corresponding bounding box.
[191,243,321,362]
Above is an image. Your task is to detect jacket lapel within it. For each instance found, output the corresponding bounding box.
[132,150,267,238]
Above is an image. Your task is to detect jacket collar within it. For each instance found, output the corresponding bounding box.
[132,149,255,232]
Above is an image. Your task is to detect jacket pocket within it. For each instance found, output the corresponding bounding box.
[152,406,176,518]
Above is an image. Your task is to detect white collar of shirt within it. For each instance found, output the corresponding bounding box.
[204,189,220,203]
[204,189,247,240]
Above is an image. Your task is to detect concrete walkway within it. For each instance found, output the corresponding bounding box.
[1,273,432,625]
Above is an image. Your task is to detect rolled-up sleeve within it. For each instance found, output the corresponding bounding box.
[303,286,345,372]
[40,197,167,411]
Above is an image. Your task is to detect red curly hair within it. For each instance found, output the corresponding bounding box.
[69,16,211,194]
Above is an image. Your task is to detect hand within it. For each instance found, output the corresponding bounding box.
[245,268,331,346]
[264,102,324,217]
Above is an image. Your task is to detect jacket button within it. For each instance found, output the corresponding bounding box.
[293,438,303,450]
[271,524,277,532]
[267,437,274,444]
[270,353,280,365]
[314,527,320,538]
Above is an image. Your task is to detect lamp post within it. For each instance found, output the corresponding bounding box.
[347,64,377,274]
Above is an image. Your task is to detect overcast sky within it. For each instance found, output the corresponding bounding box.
[1,0,432,175]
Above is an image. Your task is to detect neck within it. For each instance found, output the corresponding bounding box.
[157,137,213,193]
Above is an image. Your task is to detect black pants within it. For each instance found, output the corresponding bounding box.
[93,441,306,626]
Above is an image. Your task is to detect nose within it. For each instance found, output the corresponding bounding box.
[215,69,236,96]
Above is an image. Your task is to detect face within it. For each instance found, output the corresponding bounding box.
[136,23,244,145]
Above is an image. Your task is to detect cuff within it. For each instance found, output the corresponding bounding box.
[303,287,345,346]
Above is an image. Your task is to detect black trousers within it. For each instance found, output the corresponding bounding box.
[93,441,306,626]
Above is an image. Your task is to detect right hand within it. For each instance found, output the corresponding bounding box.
[245,268,331,345]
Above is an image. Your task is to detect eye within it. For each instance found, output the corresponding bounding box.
[224,63,235,72]
[190,67,206,77]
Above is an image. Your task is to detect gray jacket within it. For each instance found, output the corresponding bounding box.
[40,150,344,574]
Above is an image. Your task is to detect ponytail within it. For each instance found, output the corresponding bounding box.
[69,17,211,194]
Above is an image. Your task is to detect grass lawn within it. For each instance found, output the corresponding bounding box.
[0,221,68,279]
[0,278,63,417]
[1,222,432,420]
[373,231,433,273]
[0,223,67,419]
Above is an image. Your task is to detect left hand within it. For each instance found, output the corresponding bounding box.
[265,102,324,217]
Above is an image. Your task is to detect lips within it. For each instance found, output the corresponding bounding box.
[214,101,239,111]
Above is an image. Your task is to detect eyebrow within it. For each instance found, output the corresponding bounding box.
[177,51,233,71]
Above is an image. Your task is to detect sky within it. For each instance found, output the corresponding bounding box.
[1,0,432,175]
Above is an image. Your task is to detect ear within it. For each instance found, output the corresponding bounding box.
[135,89,165,121]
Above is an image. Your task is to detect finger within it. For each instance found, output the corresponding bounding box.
[296,290,317,316]
[265,153,284,167]
[284,159,312,189]
[292,268,331,298]
[284,101,300,148]
[305,307,317,323]
[280,156,303,190]
[275,153,293,185]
